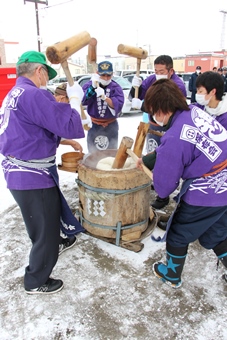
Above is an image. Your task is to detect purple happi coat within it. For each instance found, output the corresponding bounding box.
[139,72,187,99]
[82,80,124,119]
[153,105,227,207]
[0,76,84,190]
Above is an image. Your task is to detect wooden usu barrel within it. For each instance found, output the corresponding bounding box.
[77,150,151,242]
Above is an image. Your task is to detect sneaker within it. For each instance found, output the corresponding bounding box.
[152,262,182,289]
[151,196,169,210]
[222,274,227,282]
[59,236,77,255]
[25,278,64,295]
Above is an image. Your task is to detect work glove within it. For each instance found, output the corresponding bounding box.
[95,87,106,100]
[132,75,142,88]
[132,98,142,109]
[91,73,100,88]
[66,82,84,101]
[81,110,92,128]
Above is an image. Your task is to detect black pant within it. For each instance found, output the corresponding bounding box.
[190,91,196,103]
[167,201,227,249]
[10,187,61,289]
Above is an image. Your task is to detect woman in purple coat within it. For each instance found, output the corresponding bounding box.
[139,79,227,288]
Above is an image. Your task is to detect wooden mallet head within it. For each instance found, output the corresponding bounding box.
[112,136,134,169]
[117,44,148,59]
[88,37,97,65]
[46,31,91,64]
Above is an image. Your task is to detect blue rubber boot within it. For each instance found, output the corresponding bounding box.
[152,244,188,289]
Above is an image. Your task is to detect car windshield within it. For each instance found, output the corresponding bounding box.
[112,76,131,90]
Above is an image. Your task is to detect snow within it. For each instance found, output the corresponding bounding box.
[0,112,227,340]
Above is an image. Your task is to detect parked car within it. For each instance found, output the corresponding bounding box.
[77,75,142,116]
[47,76,68,92]
[47,74,88,92]
[123,73,150,83]
[114,69,154,77]
[177,73,192,99]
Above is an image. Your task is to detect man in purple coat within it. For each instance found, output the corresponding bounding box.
[129,55,187,210]
[0,51,85,294]
[139,79,227,288]
[82,61,124,153]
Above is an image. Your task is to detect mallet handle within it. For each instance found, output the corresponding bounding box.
[126,149,153,180]
[134,58,141,99]
[61,60,90,131]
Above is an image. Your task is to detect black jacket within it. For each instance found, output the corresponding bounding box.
[189,72,201,92]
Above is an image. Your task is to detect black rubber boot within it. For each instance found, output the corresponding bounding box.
[151,196,169,210]
[152,243,188,288]
[157,220,168,231]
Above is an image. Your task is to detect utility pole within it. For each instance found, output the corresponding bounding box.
[220,9,227,50]
[24,0,48,52]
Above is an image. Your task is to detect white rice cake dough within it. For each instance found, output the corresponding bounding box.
[96,156,136,171]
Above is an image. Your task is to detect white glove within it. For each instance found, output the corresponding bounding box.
[81,110,92,128]
[132,98,142,109]
[66,82,84,101]
[132,75,142,88]
[91,73,100,88]
[95,87,106,100]
[69,98,81,114]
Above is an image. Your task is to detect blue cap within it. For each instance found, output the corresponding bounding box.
[98,61,113,75]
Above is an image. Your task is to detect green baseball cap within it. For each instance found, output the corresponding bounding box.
[17,50,57,80]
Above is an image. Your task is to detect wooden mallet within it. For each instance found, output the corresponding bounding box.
[112,136,153,180]
[117,44,148,106]
[46,31,91,130]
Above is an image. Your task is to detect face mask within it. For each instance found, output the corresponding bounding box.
[39,69,48,90]
[196,70,201,74]
[195,93,210,106]
[155,74,168,81]
[153,114,165,126]
[99,78,111,86]
[40,85,47,90]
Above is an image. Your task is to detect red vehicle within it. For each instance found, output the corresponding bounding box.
[0,67,17,107]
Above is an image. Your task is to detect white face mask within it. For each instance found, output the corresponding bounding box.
[39,69,48,90]
[155,74,168,81]
[195,93,210,106]
[153,114,165,126]
[40,85,47,90]
[99,78,111,86]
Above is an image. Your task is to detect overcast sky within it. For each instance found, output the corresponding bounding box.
[1,0,227,59]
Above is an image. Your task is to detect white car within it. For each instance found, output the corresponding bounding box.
[78,75,142,117]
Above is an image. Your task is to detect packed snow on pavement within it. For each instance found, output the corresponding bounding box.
[0,113,227,340]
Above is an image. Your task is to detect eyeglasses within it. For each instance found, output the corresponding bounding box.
[41,65,48,72]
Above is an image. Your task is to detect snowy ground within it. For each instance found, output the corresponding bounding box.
[0,112,227,340]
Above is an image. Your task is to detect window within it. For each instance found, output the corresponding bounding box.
[188,60,194,67]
